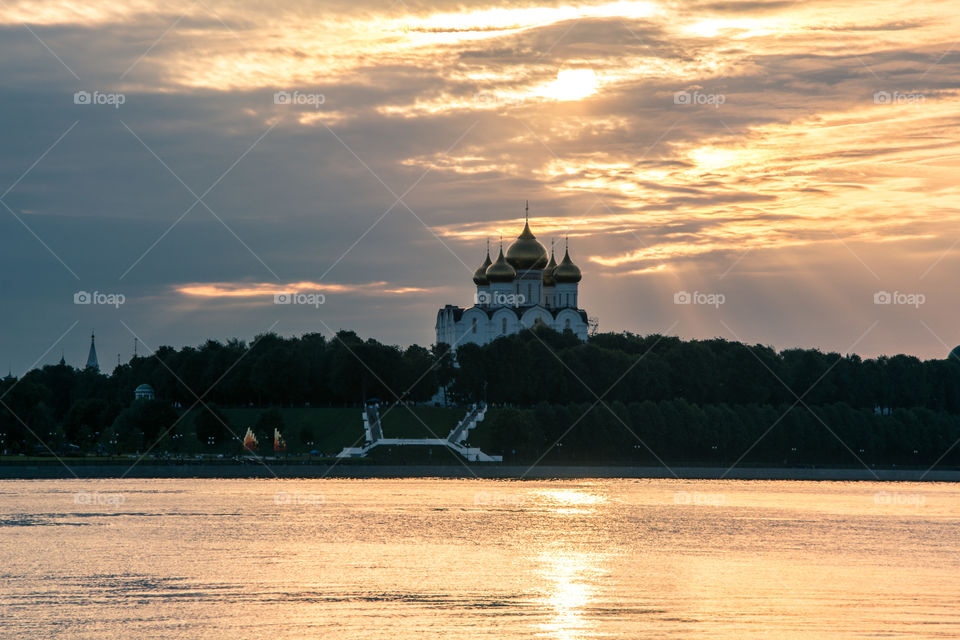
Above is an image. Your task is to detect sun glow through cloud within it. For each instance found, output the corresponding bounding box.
[537,69,599,101]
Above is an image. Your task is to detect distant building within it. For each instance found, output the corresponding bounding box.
[436,205,590,346]
[85,331,99,372]
[134,384,155,401]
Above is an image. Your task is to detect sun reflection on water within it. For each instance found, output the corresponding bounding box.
[535,487,606,516]
[537,549,605,640]
[533,487,609,639]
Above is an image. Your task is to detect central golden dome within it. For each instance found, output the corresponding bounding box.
[506,220,548,270]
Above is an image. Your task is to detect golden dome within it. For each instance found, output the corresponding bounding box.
[485,246,517,283]
[472,250,492,285]
[554,245,582,283]
[542,247,558,287]
[506,220,548,270]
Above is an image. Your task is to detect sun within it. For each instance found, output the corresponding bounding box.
[538,68,598,101]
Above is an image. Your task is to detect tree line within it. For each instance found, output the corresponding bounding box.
[453,330,960,411]
[479,400,960,467]
[0,326,958,464]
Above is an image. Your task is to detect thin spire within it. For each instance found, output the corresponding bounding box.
[525,200,529,222]
[86,330,99,372]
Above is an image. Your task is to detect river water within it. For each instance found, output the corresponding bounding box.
[1,478,958,638]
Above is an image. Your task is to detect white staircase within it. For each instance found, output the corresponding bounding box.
[337,403,500,461]
[447,403,487,445]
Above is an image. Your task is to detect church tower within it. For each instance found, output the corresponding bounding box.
[553,237,582,309]
[505,201,549,306]
[435,202,590,345]
[85,331,100,372]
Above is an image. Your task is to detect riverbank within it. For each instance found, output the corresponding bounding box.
[0,462,956,481]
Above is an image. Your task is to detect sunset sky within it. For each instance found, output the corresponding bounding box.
[1,0,959,372]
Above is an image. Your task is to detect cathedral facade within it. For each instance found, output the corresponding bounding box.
[435,211,590,347]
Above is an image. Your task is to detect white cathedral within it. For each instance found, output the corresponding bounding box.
[436,207,590,346]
